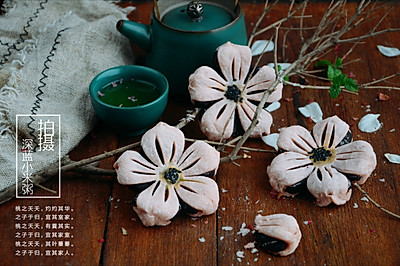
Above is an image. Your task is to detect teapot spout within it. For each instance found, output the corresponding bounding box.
[116,20,151,52]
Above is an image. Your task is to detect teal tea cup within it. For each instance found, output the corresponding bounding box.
[89,65,169,136]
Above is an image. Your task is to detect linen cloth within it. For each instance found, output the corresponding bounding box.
[0,0,134,203]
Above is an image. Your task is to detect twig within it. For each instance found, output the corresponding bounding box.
[359,73,400,87]
[283,80,359,94]
[362,86,400,91]
[185,138,276,153]
[33,182,57,194]
[31,109,201,180]
[354,183,400,219]
[337,27,400,43]
[247,0,278,46]
[220,153,251,164]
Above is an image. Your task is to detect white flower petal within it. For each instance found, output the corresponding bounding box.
[267,151,314,197]
[384,153,400,164]
[245,65,283,103]
[178,141,220,177]
[114,150,157,185]
[265,101,281,112]
[277,125,317,154]
[133,181,180,226]
[188,66,226,102]
[141,122,185,166]
[312,116,350,148]
[333,140,377,185]
[237,100,272,138]
[261,133,279,151]
[251,40,274,56]
[199,99,236,141]
[217,42,251,83]
[307,166,352,207]
[358,114,382,133]
[298,102,323,123]
[176,176,219,217]
[377,45,400,57]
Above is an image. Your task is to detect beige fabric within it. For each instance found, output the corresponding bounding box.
[0,0,135,203]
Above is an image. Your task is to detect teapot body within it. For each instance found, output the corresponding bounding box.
[118,3,247,101]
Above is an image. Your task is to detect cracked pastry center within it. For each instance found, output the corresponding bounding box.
[308,147,335,166]
[225,84,243,103]
[163,167,182,185]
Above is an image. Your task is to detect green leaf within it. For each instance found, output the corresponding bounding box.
[277,65,282,72]
[327,65,335,79]
[335,57,343,68]
[316,60,333,68]
[333,68,343,79]
[333,73,346,85]
[344,77,359,92]
[284,75,289,81]
[329,83,341,98]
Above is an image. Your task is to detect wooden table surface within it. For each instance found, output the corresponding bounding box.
[1,1,399,265]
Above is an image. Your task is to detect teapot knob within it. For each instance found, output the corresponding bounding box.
[187,1,204,22]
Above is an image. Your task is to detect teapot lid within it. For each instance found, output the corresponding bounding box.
[155,1,239,32]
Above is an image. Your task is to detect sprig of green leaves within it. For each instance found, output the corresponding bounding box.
[277,65,289,81]
[315,58,358,98]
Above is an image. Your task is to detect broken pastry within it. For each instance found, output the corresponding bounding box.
[254,214,301,256]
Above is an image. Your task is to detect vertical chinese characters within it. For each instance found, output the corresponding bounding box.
[21,139,34,195]
[16,115,61,198]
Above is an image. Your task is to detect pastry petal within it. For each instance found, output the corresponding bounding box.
[312,116,349,148]
[188,66,226,103]
[245,65,283,103]
[133,181,180,226]
[237,100,272,138]
[307,166,352,207]
[333,140,377,184]
[141,122,185,167]
[114,150,157,185]
[199,99,236,141]
[277,125,317,155]
[217,42,251,83]
[178,141,220,177]
[176,176,219,217]
[267,151,314,197]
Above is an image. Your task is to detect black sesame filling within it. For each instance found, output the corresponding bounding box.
[337,131,353,147]
[128,181,155,193]
[164,168,181,184]
[179,199,199,215]
[225,84,243,103]
[309,147,332,163]
[255,231,287,253]
[285,178,308,194]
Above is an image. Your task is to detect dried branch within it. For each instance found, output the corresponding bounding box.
[185,138,276,153]
[31,109,200,181]
[225,0,400,160]
[354,183,400,219]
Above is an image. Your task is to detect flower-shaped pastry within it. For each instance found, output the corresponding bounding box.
[114,122,220,226]
[267,115,377,207]
[254,214,301,256]
[188,41,283,141]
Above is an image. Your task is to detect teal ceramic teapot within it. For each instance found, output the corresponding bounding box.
[116,0,247,101]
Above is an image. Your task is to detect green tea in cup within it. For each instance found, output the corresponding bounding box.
[89,65,169,136]
[98,78,161,107]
